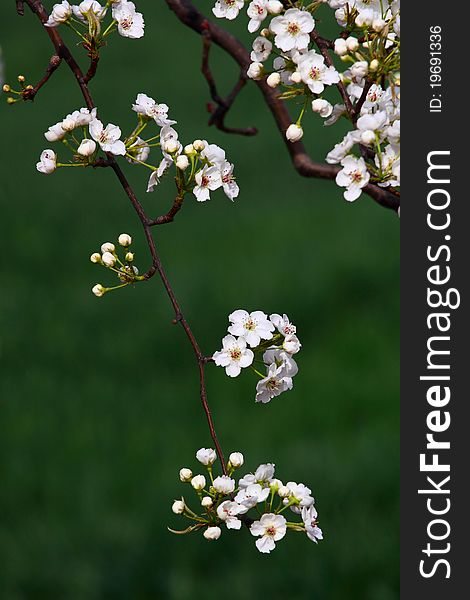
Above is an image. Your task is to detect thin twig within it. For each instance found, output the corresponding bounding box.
[21,0,227,474]
[22,54,62,101]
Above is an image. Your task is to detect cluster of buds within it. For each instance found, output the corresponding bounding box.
[2,75,36,105]
[171,448,323,553]
[213,310,301,404]
[90,233,142,297]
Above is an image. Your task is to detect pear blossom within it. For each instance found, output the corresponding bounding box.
[286,123,303,142]
[326,132,357,164]
[132,93,175,126]
[77,139,97,157]
[335,155,370,201]
[235,483,270,510]
[311,98,334,118]
[203,526,221,540]
[213,335,254,377]
[284,481,315,513]
[89,118,126,155]
[112,0,145,38]
[270,313,296,337]
[217,501,244,529]
[247,61,264,80]
[247,1,268,33]
[228,310,274,348]
[193,165,223,202]
[212,475,236,494]
[72,0,106,24]
[283,334,301,354]
[297,51,340,94]
[250,513,287,553]
[302,505,323,543]
[255,363,293,404]
[212,0,244,20]
[220,161,239,200]
[36,149,57,174]
[126,137,150,164]
[45,1,72,27]
[201,142,226,165]
[228,452,244,468]
[239,463,275,488]
[263,348,298,378]
[270,9,315,52]
[196,448,217,466]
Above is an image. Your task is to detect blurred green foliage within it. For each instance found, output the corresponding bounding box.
[0,2,399,599]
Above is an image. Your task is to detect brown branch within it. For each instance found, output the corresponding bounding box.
[164,0,399,213]
[353,80,373,121]
[201,25,257,136]
[84,54,100,84]
[21,0,227,474]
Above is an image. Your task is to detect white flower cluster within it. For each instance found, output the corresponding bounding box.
[213,310,301,403]
[89,233,141,297]
[212,0,400,203]
[45,0,145,39]
[35,94,239,203]
[172,449,323,553]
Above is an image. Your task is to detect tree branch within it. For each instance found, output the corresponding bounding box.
[21,0,227,473]
[164,0,399,213]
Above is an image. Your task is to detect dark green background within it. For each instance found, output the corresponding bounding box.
[0,2,399,599]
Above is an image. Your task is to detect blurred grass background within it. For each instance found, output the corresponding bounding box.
[0,2,399,599]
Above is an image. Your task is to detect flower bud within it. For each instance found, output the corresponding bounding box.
[90,252,101,264]
[228,452,244,469]
[361,130,376,145]
[3,84,11,93]
[179,468,193,482]
[285,124,303,143]
[201,496,213,508]
[118,233,132,247]
[77,139,97,157]
[203,526,221,540]
[196,448,217,466]
[311,98,333,118]
[278,485,291,498]
[334,38,348,56]
[176,155,190,171]
[267,1,283,15]
[101,252,116,267]
[247,62,264,80]
[163,139,178,154]
[125,252,134,262]
[92,284,105,297]
[345,36,359,52]
[260,28,270,37]
[61,118,76,132]
[6,97,16,105]
[266,72,281,88]
[101,242,115,254]
[369,59,379,72]
[355,12,372,27]
[172,500,185,514]
[18,75,25,83]
[184,143,195,156]
[350,61,369,78]
[191,474,206,491]
[372,18,386,32]
[289,71,302,84]
[212,475,235,494]
[193,139,205,152]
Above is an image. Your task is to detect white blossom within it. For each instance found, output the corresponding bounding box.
[132,93,175,126]
[286,123,303,142]
[212,0,244,20]
[302,505,323,543]
[228,452,244,468]
[311,98,333,118]
[228,309,274,348]
[283,334,301,354]
[250,36,272,62]
[335,155,370,201]
[77,139,97,157]
[284,481,315,513]
[112,0,145,38]
[255,363,293,403]
[36,149,57,174]
[45,1,72,27]
[212,475,236,494]
[263,348,298,378]
[213,335,254,377]
[217,501,244,529]
[270,9,315,52]
[239,463,275,488]
[203,526,221,540]
[196,448,217,466]
[247,1,268,33]
[250,513,287,553]
[297,51,340,94]
[89,118,126,155]
[191,474,206,491]
[235,483,270,509]
[193,165,223,202]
